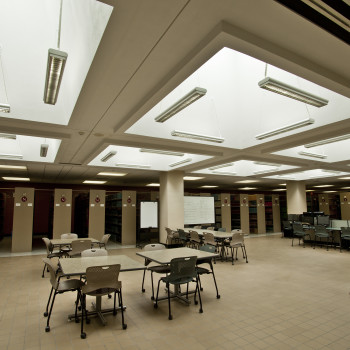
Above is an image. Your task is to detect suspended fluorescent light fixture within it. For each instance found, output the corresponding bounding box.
[139,148,184,156]
[298,151,327,159]
[171,130,224,143]
[0,103,10,113]
[40,144,49,157]
[254,168,280,175]
[146,183,160,187]
[43,0,68,105]
[169,158,192,167]
[101,151,116,162]
[0,154,23,159]
[212,171,237,175]
[2,177,30,181]
[209,163,234,170]
[200,185,218,188]
[238,187,257,190]
[258,77,328,107]
[255,118,315,140]
[235,180,259,184]
[183,176,204,180]
[0,165,26,170]
[154,87,207,123]
[0,133,16,139]
[83,180,106,184]
[254,161,281,167]
[115,163,151,169]
[304,134,350,148]
[97,172,127,176]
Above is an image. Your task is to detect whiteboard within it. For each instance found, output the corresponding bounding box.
[140,201,158,228]
[184,196,215,225]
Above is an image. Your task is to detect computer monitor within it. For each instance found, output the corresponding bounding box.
[317,215,330,226]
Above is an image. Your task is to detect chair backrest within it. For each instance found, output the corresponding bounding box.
[230,231,244,246]
[178,229,187,240]
[167,256,197,283]
[206,226,215,230]
[282,221,292,228]
[42,258,59,289]
[218,227,226,232]
[83,264,121,294]
[42,237,53,254]
[143,243,166,251]
[292,222,304,233]
[61,233,78,239]
[315,225,327,234]
[81,248,108,257]
[200,244,216,254]
[70,240,92,255]
[341,227,350,236]
[203,231,216,245]
[100,234,111,245]
[189,230,200,240]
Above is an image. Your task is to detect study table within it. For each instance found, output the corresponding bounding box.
[136,247,219,303]
[51,237,100,249]
[59,255,145,324]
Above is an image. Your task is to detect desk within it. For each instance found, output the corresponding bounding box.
[59,255,145,324]
[136,247,219,303]
[51,237,99,249]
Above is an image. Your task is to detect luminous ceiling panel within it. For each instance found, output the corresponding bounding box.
[192,160,298,177]
[273,137,350,163]
[0,135,61,162]
[126,47,350,149]
[264,169,350,181]
[89,145,212,171]
[0,0,112,125]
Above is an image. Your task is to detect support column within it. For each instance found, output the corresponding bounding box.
[159,171,184,244]
[53,189,72,239]
[286,181,307,214]
[12,187,34,252]
[89,190,106,241]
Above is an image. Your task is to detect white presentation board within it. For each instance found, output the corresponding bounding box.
[184,196,215,225]
[140,201,158,228]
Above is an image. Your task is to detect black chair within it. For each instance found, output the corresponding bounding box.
[314,225,331,250]
[154,256,202,320]
[340,227,350,252]
[282,221,293,238]
[178,229,190,246]
[141,243,171,300]
[292,222,310,247]
[196,245,220,299]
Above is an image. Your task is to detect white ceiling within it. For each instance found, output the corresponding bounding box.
[0,0,350,191]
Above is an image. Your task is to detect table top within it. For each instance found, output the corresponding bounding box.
[184,228,232,239]
[136,247,219,265]
[59,255,145,276]
[51,237,99,246]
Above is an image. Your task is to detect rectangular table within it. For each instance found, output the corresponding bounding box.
[136,247,219,303]
[51,237,99,248]
[59,255,145,324]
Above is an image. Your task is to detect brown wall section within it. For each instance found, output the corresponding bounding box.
[88,189,106,241]
[53,189,72,239]
[122,190,136,245]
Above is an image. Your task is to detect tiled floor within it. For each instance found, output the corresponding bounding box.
[1,235,350,350]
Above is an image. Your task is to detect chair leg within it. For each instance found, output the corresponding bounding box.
[119,290,127,329]
[42,262,46,278]
[167,282,172,320]
[154,279,161,309]
[243,246,248,263]
[74,290,80,323]
[150,271,155,300]
[80,294,86,339]
[209,261,220,299]
[141,269,146,293]
[44,287,54,317]
[195,278,203,313]
[46,290,57,332]
[113,291,117,315]
[231,246,234,265]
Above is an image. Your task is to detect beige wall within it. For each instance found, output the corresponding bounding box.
[53,189,72,239]
[286,181,307,214]
[12,187,34,253]
[88,190,106,241]
[257,194,266,234]
[272,195,281,232]
[159,171,184,244]
[340,192,350,220]
[240,194,250,234]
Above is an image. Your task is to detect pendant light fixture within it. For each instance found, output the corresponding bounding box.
[44,0,68,105]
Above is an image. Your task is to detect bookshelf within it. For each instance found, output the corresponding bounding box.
[265,195,273,233]
[231,195,241,230]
